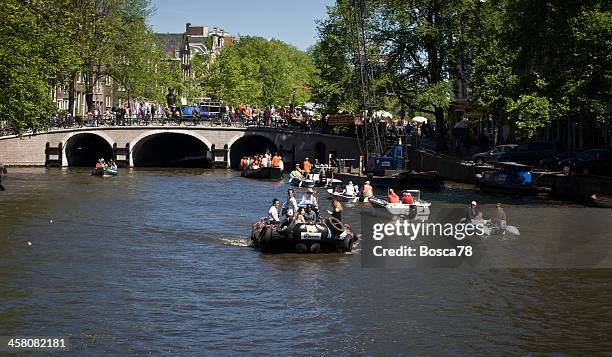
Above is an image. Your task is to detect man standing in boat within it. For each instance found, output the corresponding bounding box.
[362,181,373,200]
[282,189,299,218]
[303,157,312,179]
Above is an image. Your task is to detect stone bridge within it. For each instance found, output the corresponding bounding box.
[0,126,361,168]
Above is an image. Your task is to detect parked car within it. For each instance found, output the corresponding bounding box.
[567,149,612,176]
[539,151,580,171]
[472,144,518,165]
[499,141,556,165]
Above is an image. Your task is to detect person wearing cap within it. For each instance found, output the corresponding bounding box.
[402,191,414,204]
[387,188,400,203]
[299,188,318,209]
[303,204,317,223]
[291,164,303,178]
[109,159,117,170]
[466,201,478,222]
[362,180,373,199]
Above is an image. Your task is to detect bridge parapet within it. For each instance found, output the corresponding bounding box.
[0,126,361,167]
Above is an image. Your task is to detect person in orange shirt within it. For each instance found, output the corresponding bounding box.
[401,191,414,204]
[387,188,400,203]
[271,153,281,168]
[303,157,311,177]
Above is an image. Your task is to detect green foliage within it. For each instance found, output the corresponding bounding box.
[204,36,316,107]
[468,0,611,139]
[0,0,163,131]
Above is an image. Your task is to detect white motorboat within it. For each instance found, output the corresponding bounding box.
[326,188,359,203]
[370,190,431,219]
[289,173,315,188]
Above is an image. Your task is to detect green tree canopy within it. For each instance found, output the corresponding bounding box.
[204,36,316,107]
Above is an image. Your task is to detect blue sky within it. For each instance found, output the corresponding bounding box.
[149,0,335,50]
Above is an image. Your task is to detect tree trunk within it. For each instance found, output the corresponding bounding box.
[68,72,76,116]
[435,106,447,151]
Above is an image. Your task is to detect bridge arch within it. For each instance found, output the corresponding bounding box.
[227,133,279,169]
[62,131,115,167]
[129,130,213,167]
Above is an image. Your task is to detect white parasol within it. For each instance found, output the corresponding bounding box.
[372,110,393,120]
[410,116,429,125]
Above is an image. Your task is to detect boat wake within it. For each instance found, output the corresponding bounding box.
[217,236,251,247]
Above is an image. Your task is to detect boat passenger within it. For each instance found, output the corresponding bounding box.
[291,164,303,178]
[472,211,486,225]
[271,153,281,168]
[282,189,299,218]
[264,150,271,167]
[95,159,103,169]
[295,208,306,223]
[362,181,373,198]
[303,158,312,178]
[344,181,357,196]
[278,156,284,171]
[261,155,269,168]
[313,159,321,174]
[109,160,117,170]
[300,188,318,209]
[239,157,246,170]
[466,201,478,222]
[493,203,507,228]
[387,188,400,203]
[303,205,317,223]
[402,192,414,204]
[268,199,281,224]
[331,198,343,221]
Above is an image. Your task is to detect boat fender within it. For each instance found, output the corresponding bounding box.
[342,235,353,252]
[325,217,345,235]
[295,243,308,253]
[260,226,273,243]
[310,243,321,253]
[277,219,296,236]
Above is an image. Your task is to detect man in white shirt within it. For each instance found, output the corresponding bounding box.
[282,189,299,218]
[268,199,281,224]
[344,181,357,196]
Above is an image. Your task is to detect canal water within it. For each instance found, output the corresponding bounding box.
[0,168,610,355]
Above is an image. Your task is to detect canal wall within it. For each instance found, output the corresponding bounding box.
[406,146,612,199]
[406,146,486,183]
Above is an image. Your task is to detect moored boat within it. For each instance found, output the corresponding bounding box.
[394,170,443,190]
[591,194,612,208]
[477,162,540,196]
[242,167,282,180]
[369,190,431,219]
[250,217,357,253]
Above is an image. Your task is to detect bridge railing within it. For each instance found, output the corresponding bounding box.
[0,115,357,138]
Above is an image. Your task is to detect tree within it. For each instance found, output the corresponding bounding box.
[204,37,316,107]
[469,0,612,141]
